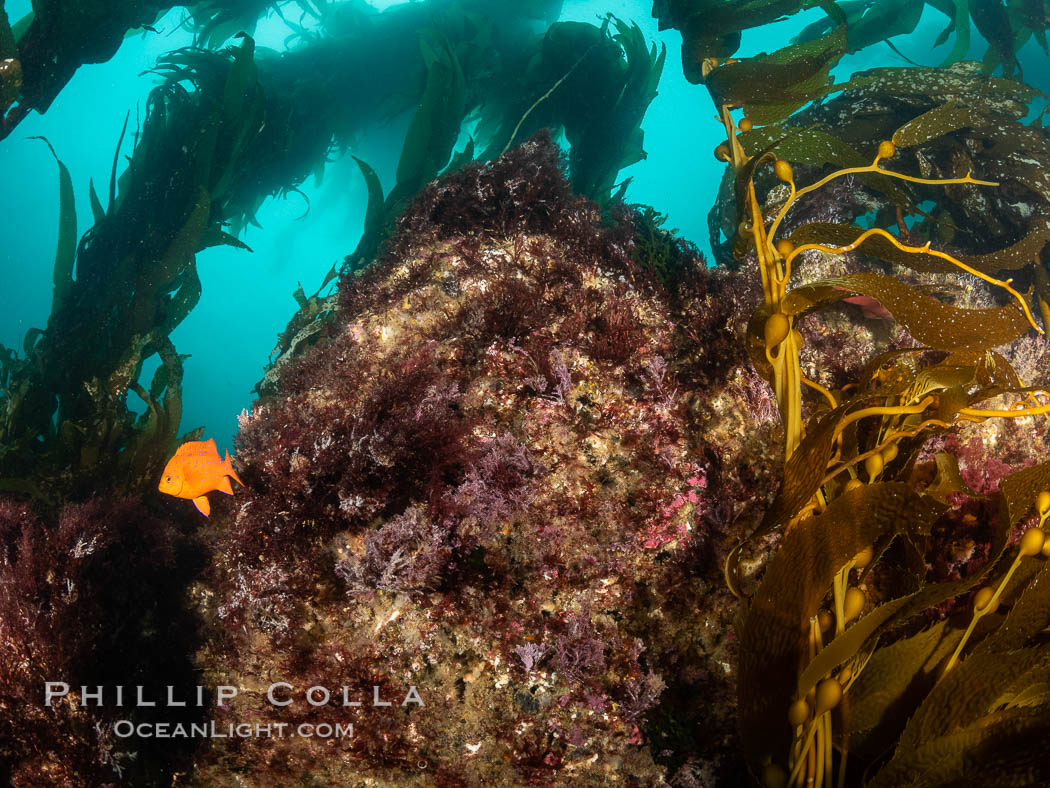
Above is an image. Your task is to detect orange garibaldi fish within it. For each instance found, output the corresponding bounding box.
[158,438,244,516]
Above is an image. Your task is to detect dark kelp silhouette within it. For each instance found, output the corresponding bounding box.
[0,0,555,138]
[655,0,1050,83]
[1,0,315,135]
[0,36,264,502]
[256,9,666,393]
[1,3,666,499]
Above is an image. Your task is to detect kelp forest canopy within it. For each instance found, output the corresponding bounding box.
[4,1,1050,785]
[0,0,665,501]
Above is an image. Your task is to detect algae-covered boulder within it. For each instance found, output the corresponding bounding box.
[189,133,773,785]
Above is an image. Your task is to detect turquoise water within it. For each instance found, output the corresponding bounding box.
[2,0,1048,449]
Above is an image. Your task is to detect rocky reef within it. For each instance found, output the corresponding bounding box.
[3,120,1050,785]
[0,496,203,785]
[188,132,775,785]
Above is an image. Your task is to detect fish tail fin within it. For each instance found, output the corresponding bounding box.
[225,451,245,487]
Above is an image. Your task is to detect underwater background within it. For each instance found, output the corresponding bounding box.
[5,1,1050,786]
[6,0,1050,448]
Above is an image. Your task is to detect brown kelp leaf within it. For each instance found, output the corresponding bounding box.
[975,561,1050,656]
[705,27,845,122]
[107,111,129,213]
[934,0,971,66]
[119,336,185,488]
[866,359,922,402]
[131,188,210,334]
[755,402,852,533]
[223,35,257,122]
[158,259,202,338]
[896,647,1050,754]
[735,149,778,223]
[739,126,867,170]
[1021,0,1049,53]
[784,272,1032,350]
[971,0,1021,77]
[956,348,1023,390]
[1000,459,1050,530]
[736,131,914,209]
[779,278,855,318]
[931,384,970,423]
[1037,264,1050,333]
[29,137,76,314]
[993,660,1050,711]
[923,452,980,503]
[856,347,927,392]
[656,0,805,79]
[966,120,1050,161]
[353,155,385,237]
[738,482,944,769]
[0,57,19,113]
[956,226,1050,274]
[892,101,987,147]
[847,618,964,756]
[870,703,1050,788]
[906,364,976,400]
[0,6,15,59]
[199,227,252,252]
[744,301,775,382]
[844,63,1040,120]
[88,178,105,224]
[983,158,1050,203]
[721,374,838,596]
[788,222,1043,277]
[787,223,945,274]
[0,6,17,116]
[796,498,1010,700]
[679,29,741,84]
[737,127,914,209]
[742,98,817,127]
[796,0,923,54]
[156,188,211,287]
[397,29,466,191]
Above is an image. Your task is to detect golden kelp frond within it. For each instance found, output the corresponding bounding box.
[705,27,847,124]
[782,272,1034,350]
[707,42,1050,785]
[870,693,1050,787]
[738,483,947,765]
[846,618,962,756]
[1001,460,1050,530]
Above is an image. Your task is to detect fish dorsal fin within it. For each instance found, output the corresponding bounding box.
[193,495,211,516]
[176,439,218,458]
[216,476,233,495]
[174,441,202,457]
